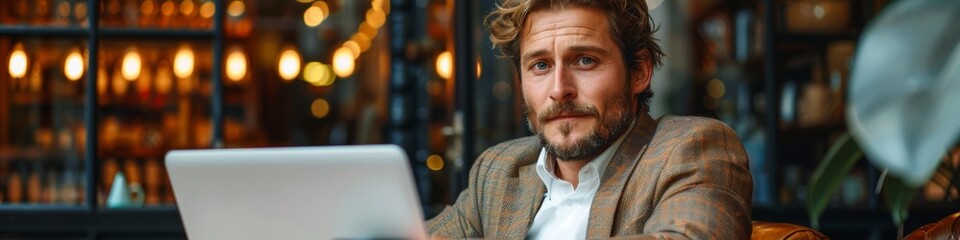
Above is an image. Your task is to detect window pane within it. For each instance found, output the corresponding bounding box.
[1,38,87,207]
[97,39,212,208]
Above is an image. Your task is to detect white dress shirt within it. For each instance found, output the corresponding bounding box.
[526,123,633,239]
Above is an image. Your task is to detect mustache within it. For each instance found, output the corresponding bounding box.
[537,101,600,124]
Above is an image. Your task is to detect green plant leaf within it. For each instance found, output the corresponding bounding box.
[882,174,919,226]
[806,132,863,229]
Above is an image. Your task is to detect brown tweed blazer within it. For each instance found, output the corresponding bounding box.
[426,114,753,239]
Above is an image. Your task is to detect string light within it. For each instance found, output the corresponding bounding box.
[332,47,355,78]
[303,1,328,27]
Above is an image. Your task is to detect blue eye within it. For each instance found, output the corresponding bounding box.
[579,57,595,65]
[534,62,548,70]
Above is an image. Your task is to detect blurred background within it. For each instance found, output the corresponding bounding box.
[0,0,957,239]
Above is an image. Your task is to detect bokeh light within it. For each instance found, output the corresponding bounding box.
[277,48,301,81]
[225,47,247,82]
[173,44,195,79]
[8,43,28,79]
[121,48,142,81]
[332,47,355,78]
[64,49,85,81]
[435,51,453,80]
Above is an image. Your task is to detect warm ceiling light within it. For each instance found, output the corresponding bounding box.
[199,1,215,18]
[64,49,85,81]
[226,0,244,17]
[225,47,247,82]
[121,47,142,81]
[8,43,28,79]
[277,48,301,81]
[435,51,453,80]
[173,44,195,79]
[332,47,355,78]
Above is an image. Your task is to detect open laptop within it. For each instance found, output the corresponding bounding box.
[165,145,428,239]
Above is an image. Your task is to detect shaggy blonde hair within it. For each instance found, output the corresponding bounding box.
[485,0,665,110]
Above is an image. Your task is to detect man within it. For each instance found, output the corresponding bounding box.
[427,0,753,238]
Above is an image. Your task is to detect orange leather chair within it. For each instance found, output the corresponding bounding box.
[752,221,829,240]
[904,212,960,240]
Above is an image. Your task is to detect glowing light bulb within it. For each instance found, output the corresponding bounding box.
[173,44,195,79]
[332,47,355,78]
[64,49,85,81]
[435,51,453,80]
[121,48,142,81]
[225,47,247,82]
[277,48,301,81]
[8,43,28,79]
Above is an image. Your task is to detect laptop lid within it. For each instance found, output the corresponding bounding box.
[165,145,427,239]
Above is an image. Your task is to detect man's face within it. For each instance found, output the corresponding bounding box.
[519,7,648,162]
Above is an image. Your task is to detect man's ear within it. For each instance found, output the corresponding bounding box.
[631,49,653,95]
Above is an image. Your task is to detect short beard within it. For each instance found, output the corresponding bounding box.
[525,88,634,161]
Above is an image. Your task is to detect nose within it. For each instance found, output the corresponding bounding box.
[548,65,576,101]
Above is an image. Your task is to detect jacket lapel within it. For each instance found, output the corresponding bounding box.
[497,144,546,237]
[586,114,658,237]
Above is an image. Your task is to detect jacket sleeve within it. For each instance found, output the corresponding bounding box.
[640,120,754,239]
[424,148,492,238]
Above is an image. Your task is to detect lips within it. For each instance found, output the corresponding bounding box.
[546,114,590,123]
